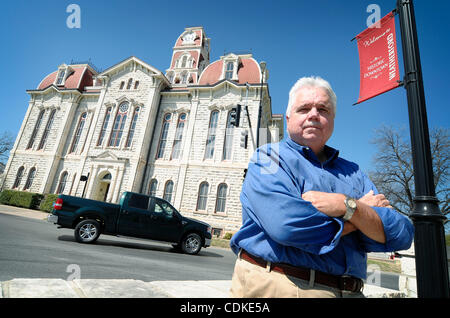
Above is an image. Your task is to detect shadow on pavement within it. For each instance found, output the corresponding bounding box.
[57,235,226,258]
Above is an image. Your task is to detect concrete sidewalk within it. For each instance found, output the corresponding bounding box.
[0,278,405,298]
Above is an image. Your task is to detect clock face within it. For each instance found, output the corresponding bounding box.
[182,31,196,44]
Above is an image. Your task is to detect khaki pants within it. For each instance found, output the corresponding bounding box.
[229,256,365,298]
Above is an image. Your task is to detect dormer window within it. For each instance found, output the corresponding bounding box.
[225,62,234,80]
[221,54,240,81]
[54,65,71,86]
[56,69,66,85]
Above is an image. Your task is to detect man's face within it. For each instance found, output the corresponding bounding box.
[286,86,335,153]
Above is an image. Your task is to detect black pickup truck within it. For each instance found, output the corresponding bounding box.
[47,191,212,255]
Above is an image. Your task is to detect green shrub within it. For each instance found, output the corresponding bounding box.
[0,189,14,205]
[0,189,43,210]
[39,194,59,213]
[223,232,234,240]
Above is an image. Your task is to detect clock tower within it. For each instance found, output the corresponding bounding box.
[166,27,210,86]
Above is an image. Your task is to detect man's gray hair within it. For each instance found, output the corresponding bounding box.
[286,76,337,117]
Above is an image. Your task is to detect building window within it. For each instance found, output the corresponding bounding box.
[69,112,87,153]
[134,81,140,89]
[37,109,56,150]
[23,167,36,190]
[205,111,219,159]
[27,109,45,150]
[156,113,171,159]
[13,166,24,189]
[56,171,68,194]
[171,113,186,159]
[167,72,174,83]
[125,107,140,148]
[225,62,234,80]
[97,107,112,146]
[223,111,235,160]
[181,55,188,68]
[163,180,174,203]
[56,69,66,85]
[215,183,228,213]
[109,102,129,147]
[196,181,209,211]
[126,78,133,89]
[181,72,188,84]
[119,81,125,89]
[148,179,157,197]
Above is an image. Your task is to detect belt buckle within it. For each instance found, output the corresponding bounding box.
[339,276,362,293]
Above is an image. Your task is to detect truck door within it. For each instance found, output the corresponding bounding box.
[139,198,183,242]
[118,193,153,238]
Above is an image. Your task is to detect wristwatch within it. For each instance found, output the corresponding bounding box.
[343,196,357,221]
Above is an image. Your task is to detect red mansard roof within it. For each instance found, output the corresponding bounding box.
[37,66,94,91]
[198,57,261,86]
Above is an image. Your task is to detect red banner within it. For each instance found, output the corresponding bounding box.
[355,12,400,104]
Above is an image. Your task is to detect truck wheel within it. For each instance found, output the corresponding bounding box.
[181,233,202,255]
[74,219,101,243]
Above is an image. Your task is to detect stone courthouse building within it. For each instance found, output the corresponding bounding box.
[1,27,283,234]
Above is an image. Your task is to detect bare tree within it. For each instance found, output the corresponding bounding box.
[369,125,449,220]
[0,131,14,165]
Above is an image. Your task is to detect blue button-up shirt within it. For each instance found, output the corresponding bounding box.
[230,136,414,279]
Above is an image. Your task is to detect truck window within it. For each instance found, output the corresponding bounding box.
[154,199,174,217]
[128,193,150,210]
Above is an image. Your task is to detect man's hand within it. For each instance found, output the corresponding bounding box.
[301,191,346,218]
[359,190,392,208]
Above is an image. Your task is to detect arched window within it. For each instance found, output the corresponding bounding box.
[70,112,87,153]
[109,102,129,147]
[171,113,186,159]
[97,107,112,146]
[56,171,68,194]
[163,180,174,203]
[134,81,140,89]
[148,179,157,197]
[225,62,234,80]
[223,111,235,160]
[125,107,140,148]
[24,167,36,190]
[215,183,228,213]
[27,109,45,149]
[37,109,56,150]
[12,166,24,189]
[196,182,209,211]
[181,55,188,68]
[156,113,171,159]
[205,111,219,159]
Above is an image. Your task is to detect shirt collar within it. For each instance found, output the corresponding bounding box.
[285,135,340,166]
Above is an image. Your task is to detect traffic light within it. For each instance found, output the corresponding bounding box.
[240,129,248,149]
[229,104,241,127]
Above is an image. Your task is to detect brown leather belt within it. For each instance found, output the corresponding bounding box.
[240,250,363,293]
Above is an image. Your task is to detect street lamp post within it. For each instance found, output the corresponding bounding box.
[396,0,449,298]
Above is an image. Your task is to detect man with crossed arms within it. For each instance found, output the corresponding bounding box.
[229,76,414,298]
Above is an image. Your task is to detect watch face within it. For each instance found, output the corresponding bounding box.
[349,198,357,209]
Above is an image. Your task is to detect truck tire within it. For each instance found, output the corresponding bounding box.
[181,233,202,255]
[74,219,101,243]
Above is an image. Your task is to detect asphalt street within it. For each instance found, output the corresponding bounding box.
[0,210,400,290]
[0,212,237,282]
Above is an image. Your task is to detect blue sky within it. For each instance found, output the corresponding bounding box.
[0,0,449,176]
